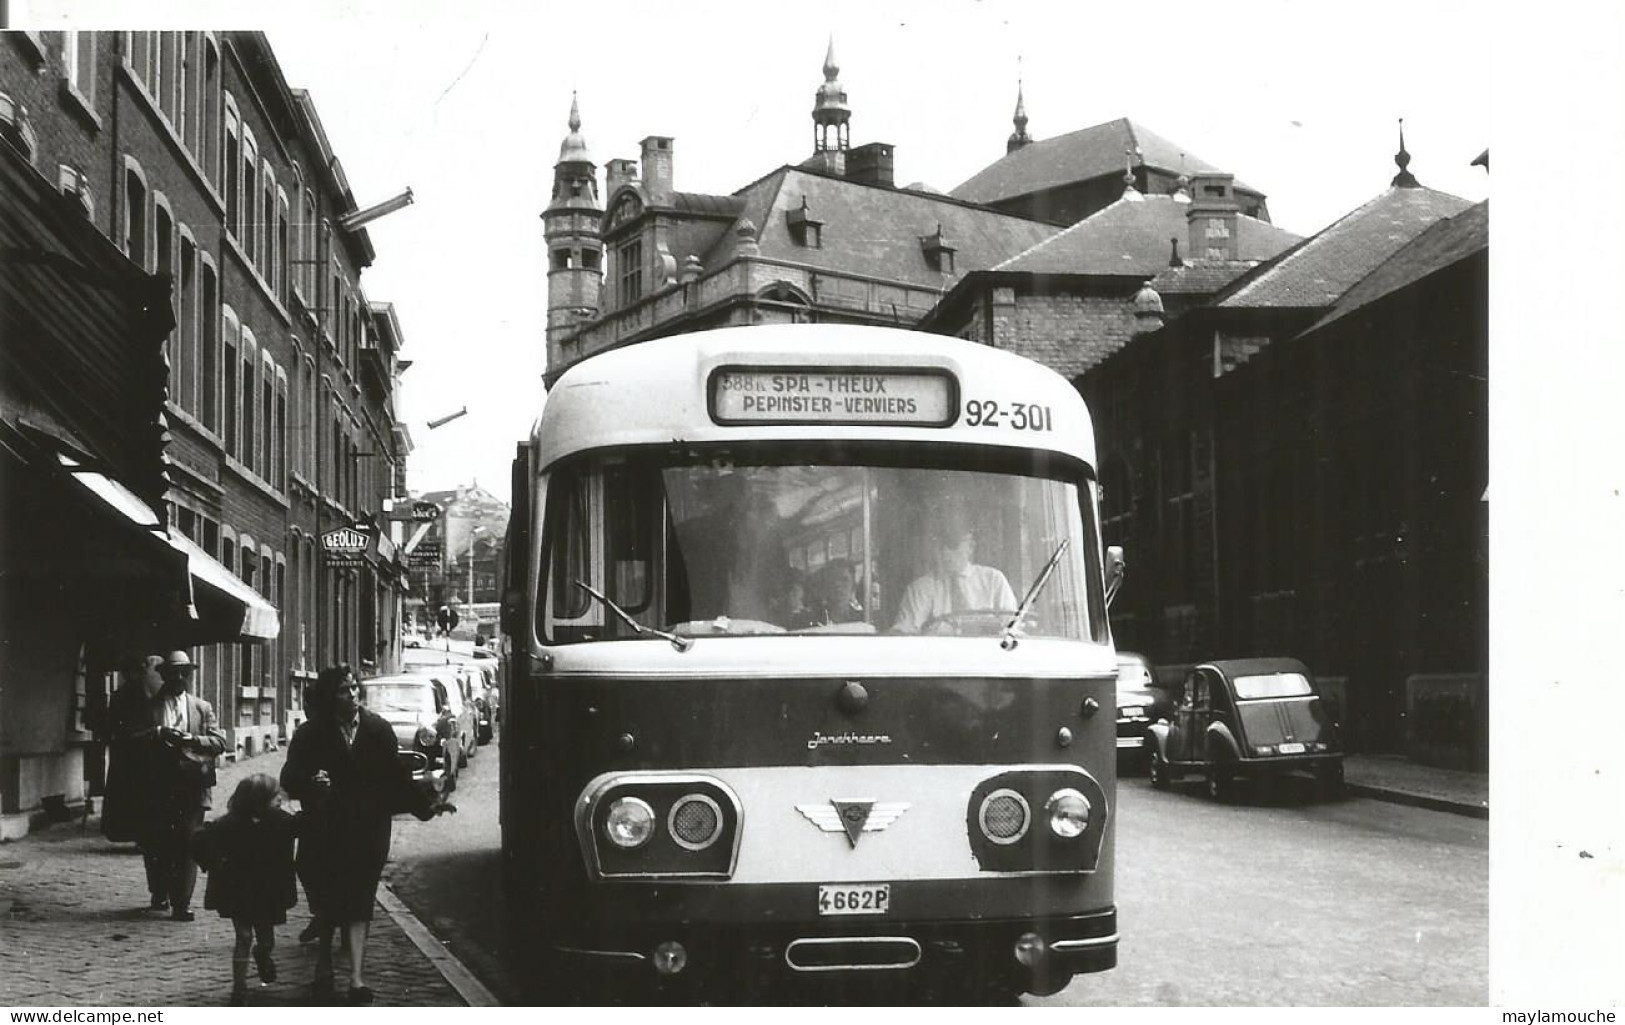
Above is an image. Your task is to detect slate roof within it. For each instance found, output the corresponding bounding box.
[1303,199,1488,335]
[1218,186,1473,310]
[699,167,1060,289]
[993,193,1300,276]
[950,118,1260,205]
[1148,261,1263,296]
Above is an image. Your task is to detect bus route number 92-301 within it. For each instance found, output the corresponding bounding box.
[964,399,1052,431]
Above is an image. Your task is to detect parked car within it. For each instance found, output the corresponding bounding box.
[1145,657,1345,800]
[1113,651,1170,770]
[360,674,461,791]
[401,652,478,767]
[468,657,499,744]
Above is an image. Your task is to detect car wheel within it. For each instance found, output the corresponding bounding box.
[1148,750,1170,790]
[458,742,470,768]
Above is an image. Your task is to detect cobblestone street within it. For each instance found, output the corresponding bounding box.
[0,750,463,1008]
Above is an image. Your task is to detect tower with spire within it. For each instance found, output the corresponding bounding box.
[1007,80,1031,154]
[809,37,851,175]
[545,94,604,363]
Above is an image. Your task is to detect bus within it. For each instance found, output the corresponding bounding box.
[499,324,1123,1001]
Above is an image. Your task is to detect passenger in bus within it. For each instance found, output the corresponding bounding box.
[814,559,866,625]
[891,513,1017,633]
[775,571,819,630]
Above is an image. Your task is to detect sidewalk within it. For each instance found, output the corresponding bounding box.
[0,748,465,1008]
[1344,753,1489,819]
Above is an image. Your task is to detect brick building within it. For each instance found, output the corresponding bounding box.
[1,31,412,834]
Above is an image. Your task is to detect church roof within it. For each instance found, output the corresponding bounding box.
[1302,198,1487,335]
[950,117,1260,205]
[993,193,1299,276]
[702,167,1060,288]
[1218,185,1473,309]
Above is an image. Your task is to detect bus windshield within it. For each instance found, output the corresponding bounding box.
[543,447,1107,643]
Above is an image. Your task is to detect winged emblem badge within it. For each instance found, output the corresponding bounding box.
[795,799,911,848]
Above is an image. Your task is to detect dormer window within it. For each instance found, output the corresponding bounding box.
[58,164,94,218]
[0,91,38,162]
[786,197,824,248]
[920,224,957,274]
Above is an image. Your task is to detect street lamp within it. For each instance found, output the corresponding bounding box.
[462,525,488,606]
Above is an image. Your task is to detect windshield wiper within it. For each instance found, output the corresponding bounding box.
[575,580,693,652]
[1001,538,1070,651]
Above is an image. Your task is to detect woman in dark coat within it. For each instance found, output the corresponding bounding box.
[281,664,452,1004]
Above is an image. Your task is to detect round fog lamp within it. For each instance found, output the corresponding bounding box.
[1013,931,1047,968]
[414,726,435,748]
[1046,788,1091,839]
[653,940,688,976]
[604,796,656,849]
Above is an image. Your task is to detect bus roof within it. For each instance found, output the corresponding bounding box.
[531,325,1097,470]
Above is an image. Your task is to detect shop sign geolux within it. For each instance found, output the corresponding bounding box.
[322,524,372,570]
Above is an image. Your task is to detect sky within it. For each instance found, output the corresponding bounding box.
[13,2,1625,1005]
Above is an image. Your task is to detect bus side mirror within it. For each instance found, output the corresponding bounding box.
[1104,546,1126,608]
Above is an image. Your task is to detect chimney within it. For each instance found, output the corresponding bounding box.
[605,158,639,196]
[1187,172,1238,262]
[846,142,894,187]
[640,136,673,203]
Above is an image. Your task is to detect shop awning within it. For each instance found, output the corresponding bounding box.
[52,450,279,644]
[168,530,281,643]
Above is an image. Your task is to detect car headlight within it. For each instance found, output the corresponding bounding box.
[1046,788,1090,839]
[414,726,436,748]
[604,797,656,849]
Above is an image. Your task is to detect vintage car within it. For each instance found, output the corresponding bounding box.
[468,656,499,744]
[1145,657,1345,800]
[361,674,462,791]
[1113,651,1169,770]
[401,650,479,765]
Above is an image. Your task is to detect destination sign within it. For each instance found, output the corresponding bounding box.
[710,368,954,426]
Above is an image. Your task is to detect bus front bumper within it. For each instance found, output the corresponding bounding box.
[546,907,1117,995]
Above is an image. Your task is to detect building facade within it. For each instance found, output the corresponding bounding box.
[1,31,412,834]
[1075,151,1487,763]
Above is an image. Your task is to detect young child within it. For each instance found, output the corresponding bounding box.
[192,773,299,1005]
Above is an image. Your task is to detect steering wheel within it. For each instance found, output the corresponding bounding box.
[918,609,1018,636]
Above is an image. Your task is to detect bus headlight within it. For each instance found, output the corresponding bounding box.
[604,797,656,849]
[978,789,1031,845]
[1045,788,1090,839]
[668,794,724,851]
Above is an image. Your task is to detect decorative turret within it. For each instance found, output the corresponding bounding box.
[545,93,604,364]
[1391,118,1420,188]
[810,37,851,175]
[1007,80,1032,153]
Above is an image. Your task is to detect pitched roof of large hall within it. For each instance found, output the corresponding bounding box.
[1217,185,1473,310]
[1302,198,1488,335]
[993,192,1301,277]
[950,117,1260,205]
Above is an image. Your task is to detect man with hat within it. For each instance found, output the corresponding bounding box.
[140,649,227,921]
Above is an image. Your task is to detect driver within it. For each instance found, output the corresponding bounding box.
[891,512,1016,633]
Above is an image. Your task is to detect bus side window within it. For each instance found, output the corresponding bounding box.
[550,468,592,620]
[604,463,652,615]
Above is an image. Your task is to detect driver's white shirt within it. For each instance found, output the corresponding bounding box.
[892,565,1017,633]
